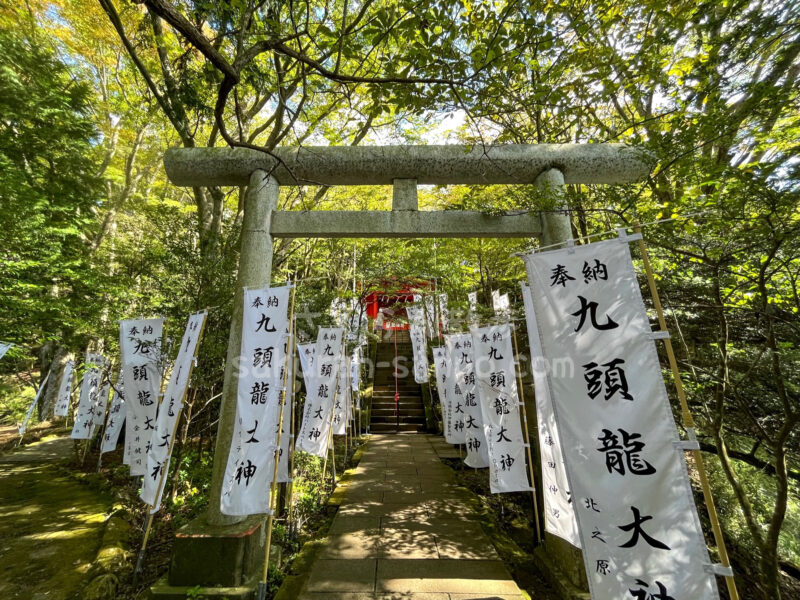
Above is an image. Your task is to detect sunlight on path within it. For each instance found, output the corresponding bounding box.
[300,433,525,600]
[0,436,112,600]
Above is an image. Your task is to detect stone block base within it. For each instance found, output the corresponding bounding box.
[164,514,267,588]
[533,533,590,600]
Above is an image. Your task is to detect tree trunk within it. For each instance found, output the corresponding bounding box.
[759,552,782,599]
[38,344,68,420]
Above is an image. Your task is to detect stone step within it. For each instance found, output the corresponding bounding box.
[370,422,423,433]
[371,415,426,425]
[372,407,425,417]
[372,403,423,410]
[372,398,423,404]
[372,398,424,405]
[372,385,422,394]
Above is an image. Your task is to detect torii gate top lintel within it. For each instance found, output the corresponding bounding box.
[164,143,652,188]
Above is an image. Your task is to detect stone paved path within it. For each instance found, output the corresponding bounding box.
[0,436,112,600]
[300,434,525,600]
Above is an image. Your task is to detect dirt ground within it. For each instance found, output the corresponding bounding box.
[0,435,113,600]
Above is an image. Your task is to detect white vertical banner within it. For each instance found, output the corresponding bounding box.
[432,346,451,441]
[332,357,349,435]
[492,290,510,317]
[344,357,353,424]
[92,378,111,427]
[406,306,429,383]
[71,354,107,440]
[221,288,290,516]
[142,310,207,511]
[423,295,436,339]
[521,283,580,546]
[277,338,293,483]
[297,342,315,386]
[471,324,532,493]
[19,370,51,435]
[467,292,478,313]
[101,370,126,454]
[120,319,164,476]
[0,341,13,361]
[442,341,466,444]
[438,293,449,333]
[445,333,489,466]
[351,347,361,394]
[296,328,345,457]
[523,239,718,600]
[53,360,74,418]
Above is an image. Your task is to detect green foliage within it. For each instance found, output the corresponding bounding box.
[0,375,35,425]
[0,22,104,355]
[706,454,800,565]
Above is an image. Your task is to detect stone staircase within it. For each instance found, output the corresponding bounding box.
[371,331,426,433]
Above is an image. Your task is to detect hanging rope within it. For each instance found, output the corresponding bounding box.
[393,327,399,430]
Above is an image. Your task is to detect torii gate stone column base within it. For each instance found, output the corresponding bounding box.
[150,144,652,598]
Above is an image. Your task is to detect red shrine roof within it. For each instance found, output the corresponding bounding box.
[360,277,435,323]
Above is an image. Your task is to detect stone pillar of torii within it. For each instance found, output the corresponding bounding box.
[157,143,652,590]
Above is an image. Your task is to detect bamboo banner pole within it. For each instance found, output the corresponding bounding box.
[286,319,298,535]
[96,363,117,472]
[511,324,542,545]
[257,283,297,600]
[133,312,207,587]
[634,225,739,600]
[344,373,349,461]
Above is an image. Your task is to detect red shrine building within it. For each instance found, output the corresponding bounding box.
[361,277,436,331]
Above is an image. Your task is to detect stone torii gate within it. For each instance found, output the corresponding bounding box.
[153,144,652,597]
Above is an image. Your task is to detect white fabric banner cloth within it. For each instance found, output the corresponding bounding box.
[344,357,354,424]
[467,292,478,313]
[71,354,107,440]
[523,239,718,600]
[432,346,452,441]
[445,333,488,465]
[277,339,294,484]
[438,293,449,333]
[296,328,345,457]
[221,288,290,516]
[471,324,531,493]
[120,318,164,476]
[332,357,349,435]
[101,370,126,454]
[423,295,436,339]
[351,347,361,394]
[297,342,315,387]
[521,283,580,546]
[142,310,206,511]
[441,341,465,444]
[54,360,74,418]
[492,290,510,317]
[19,370,51,435]
[92,379,111,428]
[521,283,581,546]
[0,342,13,361]
[406,306,429,383]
